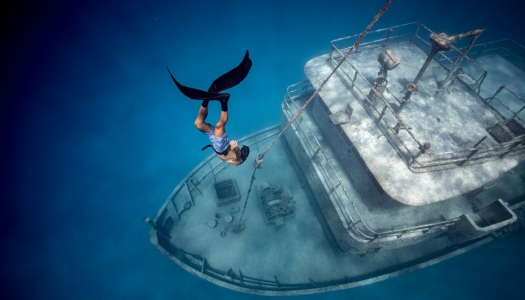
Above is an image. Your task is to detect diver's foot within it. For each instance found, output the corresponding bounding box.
[218,93,229,112]
[216,93,230,103]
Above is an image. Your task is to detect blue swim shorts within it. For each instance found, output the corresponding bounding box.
[205,126,229,153]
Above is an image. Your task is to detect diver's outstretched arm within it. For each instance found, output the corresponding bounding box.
[167,50,252,100]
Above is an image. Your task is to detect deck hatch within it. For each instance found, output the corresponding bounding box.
[488,120,525,143]
[214,179,241,207]
[506,119,525,137]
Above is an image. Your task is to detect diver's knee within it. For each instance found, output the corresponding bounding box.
[215,122,225,131]
[194,120,204,130]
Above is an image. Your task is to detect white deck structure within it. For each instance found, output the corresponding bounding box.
[305,42,525,206]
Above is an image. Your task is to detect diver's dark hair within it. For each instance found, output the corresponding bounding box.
[239,145,250,164]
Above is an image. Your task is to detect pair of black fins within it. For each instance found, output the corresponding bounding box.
[167,50,252,100]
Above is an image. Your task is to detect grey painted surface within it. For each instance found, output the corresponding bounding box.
[304,43,525,205]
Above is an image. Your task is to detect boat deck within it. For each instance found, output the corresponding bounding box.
[152,121,525,295]
[304,42,525,205]
[283,93,475,231]
[168,130,336,283]
[159,127,464,287]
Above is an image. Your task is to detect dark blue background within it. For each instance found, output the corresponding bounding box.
[2,1,524,299]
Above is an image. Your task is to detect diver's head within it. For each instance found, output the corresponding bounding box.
[239,145,250,164]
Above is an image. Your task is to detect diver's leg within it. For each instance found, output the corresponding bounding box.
[213,94,230,138]
[214,110,228,138]
[195,100,212,133]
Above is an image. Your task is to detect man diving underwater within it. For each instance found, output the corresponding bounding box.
[167,50,252,166]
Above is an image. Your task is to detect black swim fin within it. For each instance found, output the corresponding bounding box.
[166,67,218,100]
[207,50,252,93]
[167,50,252,100]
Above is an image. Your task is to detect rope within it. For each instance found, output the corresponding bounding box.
[258,0,391,162]
[236,0,392,227]
[238,168,257,222]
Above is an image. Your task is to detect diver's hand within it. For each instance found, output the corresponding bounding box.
[230,140,239,150]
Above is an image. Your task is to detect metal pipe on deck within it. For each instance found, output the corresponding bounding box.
[437,28,484,94]
[398,29,484,113]
[367,77,388,107]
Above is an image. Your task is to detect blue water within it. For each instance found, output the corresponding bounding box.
[2,0,525,299]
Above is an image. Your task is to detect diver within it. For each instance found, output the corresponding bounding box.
[167,50,252,166]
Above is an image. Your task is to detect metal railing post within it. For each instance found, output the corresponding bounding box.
[459,136,487,166]
[512,105,525,120]
[411,22,421,44]
[350,71,358,91]
[376,105,388,124]
[208,160,216,182]
[383,28,392,47]
[486,86,505,103]
[497,40,506,55]
[474,43,486,59]
[409,142,431,165]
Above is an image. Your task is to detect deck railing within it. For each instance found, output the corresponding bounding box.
[155,235,378,294]
[486,85,525,126]
[328,22,525,172]
[283,81,459,243]
[466,39,525,71]
[153,126,281,232]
